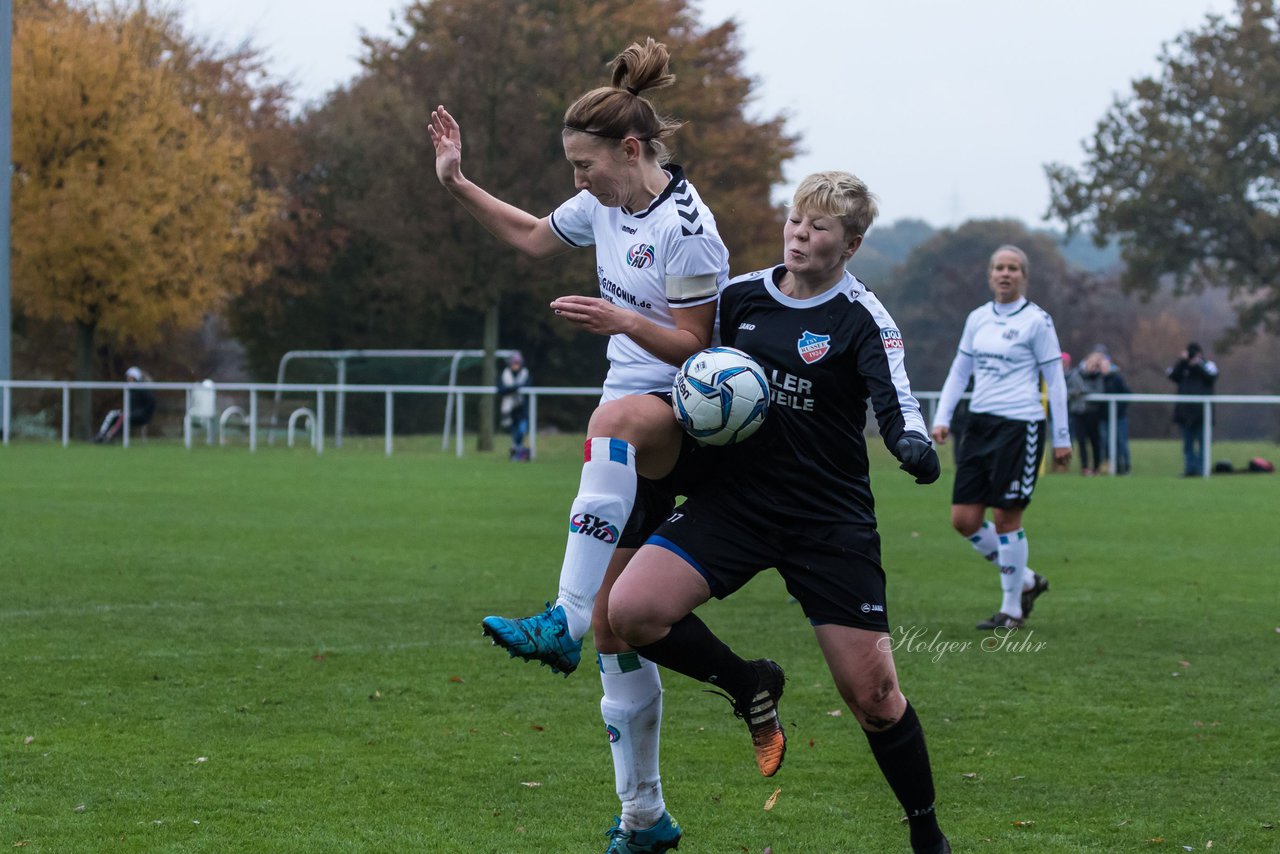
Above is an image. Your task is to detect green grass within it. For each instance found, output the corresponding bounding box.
[2,437,1278,852]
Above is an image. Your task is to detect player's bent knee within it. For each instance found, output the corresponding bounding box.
[587,396,676,449]
[853,681,905,724]
[606,598,661,648]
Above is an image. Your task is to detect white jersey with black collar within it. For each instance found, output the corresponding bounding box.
[933,298,1071,448]
[549,165,729,402]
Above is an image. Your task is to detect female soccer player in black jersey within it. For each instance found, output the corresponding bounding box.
[608,171,950,854]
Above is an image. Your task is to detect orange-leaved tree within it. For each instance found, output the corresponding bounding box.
[11,0,275,435]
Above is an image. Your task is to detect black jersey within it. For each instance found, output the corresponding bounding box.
[713,266,929,525]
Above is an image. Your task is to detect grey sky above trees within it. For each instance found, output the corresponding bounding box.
[185,0,1236,226]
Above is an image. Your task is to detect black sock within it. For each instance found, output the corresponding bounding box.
[863,701,944,852]
[632,613,756,700]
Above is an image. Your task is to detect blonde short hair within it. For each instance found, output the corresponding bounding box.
[989,244,1030,279]
[791,171,879,237]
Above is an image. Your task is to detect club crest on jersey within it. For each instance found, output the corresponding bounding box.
[626,243,656,269]
[797,330,831,364]
[881,328,904,350]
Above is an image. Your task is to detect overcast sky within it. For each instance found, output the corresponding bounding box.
[183,0,1239,227]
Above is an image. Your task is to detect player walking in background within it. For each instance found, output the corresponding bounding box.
[431,38,728,853]
[930,246,1071,630]
[608,172,950,854]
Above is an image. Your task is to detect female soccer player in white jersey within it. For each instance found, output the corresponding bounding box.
[929,245,1072,630]
[608,172,950,854]
[430,38,728,853]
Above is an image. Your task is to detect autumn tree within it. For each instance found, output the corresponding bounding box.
[11,0,275,435]
[230,0,796,448]
[1046,0,1280,337]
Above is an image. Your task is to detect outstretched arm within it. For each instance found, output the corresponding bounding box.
[429,106,568,260]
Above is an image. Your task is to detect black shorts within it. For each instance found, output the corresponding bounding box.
[618,392,718,548]
[648,493,889,632]
[952,413,1046,509]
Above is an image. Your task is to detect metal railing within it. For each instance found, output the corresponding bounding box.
[2,380,1276,476]
[0,379,600,459]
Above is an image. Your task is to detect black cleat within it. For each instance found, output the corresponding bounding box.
[975,612,1024,630]
[731,659,787,777]
[1021,572,1050,618]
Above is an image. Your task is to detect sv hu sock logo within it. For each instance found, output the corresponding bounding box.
[570,513,620,544]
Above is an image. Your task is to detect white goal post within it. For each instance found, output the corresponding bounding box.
[270,349,517,448]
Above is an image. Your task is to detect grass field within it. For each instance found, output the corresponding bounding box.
[2,436,1278,853]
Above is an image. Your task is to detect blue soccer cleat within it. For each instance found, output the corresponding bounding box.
[481,602,581,675]
[604,812,682,853]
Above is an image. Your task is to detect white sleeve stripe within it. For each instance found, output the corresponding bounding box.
[548,213,581,248]
[665,273,718,302]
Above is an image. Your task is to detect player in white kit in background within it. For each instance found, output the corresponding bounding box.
[930,245,1072,629]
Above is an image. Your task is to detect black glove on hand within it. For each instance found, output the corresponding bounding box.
[895,432,940,484]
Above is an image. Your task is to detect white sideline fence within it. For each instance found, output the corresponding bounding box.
[1,380,1277,478]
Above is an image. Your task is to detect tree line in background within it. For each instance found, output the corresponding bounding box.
[9,0,1279,442]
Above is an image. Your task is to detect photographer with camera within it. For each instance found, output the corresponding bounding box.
[1168,342,1218,477]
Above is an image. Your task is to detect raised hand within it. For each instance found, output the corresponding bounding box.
[428,105,463,187]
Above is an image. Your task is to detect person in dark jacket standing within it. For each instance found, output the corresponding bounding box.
[1168,342,1218,477]
[1101,354,1132,474]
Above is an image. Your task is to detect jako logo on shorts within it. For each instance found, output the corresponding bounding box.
[797,330,831,364]
[627,243,656,269]
[570,513,619,543]
[606,725,621,743]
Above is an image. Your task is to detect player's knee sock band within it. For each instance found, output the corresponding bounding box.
[967,520,999,563]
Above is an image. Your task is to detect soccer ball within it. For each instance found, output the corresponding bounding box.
[672,347,770,446]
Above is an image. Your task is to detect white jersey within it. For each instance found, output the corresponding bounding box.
[933,298,1071,448]
[549,165,729,401]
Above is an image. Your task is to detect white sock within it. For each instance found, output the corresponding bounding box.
[599,652,665,831]
[967,521,999,563]
[997,528,1028,617]
[555,438,636,640]
[1022,567,1038,592]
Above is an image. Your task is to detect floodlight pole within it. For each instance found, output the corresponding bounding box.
[1,0,12,385]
